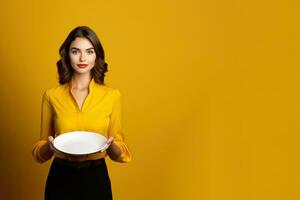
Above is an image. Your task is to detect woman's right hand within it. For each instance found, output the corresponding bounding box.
[48,136,57,153]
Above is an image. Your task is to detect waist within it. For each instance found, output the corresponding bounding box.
[54,157,106,169]
[53,151,107,162]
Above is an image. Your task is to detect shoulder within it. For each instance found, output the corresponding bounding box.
[95,84,121,98]
[42,83,67,99]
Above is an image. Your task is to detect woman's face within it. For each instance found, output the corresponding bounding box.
[68,37,96,74]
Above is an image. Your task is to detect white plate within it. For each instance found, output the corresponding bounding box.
[53,131,108,156]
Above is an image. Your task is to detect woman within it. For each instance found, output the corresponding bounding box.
[32,26,131,200]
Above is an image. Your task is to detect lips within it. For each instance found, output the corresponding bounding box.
[77,64,88,68]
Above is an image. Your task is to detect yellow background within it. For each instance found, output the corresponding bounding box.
[0,0,299,199]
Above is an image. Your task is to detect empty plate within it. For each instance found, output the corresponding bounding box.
[53,131,108,156]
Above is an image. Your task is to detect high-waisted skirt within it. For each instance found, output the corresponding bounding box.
[45,157,112,200]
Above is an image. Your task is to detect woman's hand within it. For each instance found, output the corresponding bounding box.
[105,137,122,160]
[48,136,59,154]
[100,137,114,152]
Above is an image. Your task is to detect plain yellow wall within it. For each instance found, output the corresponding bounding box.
[0,0,299,199]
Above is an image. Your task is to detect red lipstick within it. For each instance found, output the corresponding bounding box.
[77,64,88,68]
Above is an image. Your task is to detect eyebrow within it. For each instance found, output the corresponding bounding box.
[70,47,95,50]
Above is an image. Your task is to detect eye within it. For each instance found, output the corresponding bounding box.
[87,50,94,55]
[71,50,78,54]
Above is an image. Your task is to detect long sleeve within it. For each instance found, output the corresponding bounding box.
[107,89,132,163]
[31,89,55,163]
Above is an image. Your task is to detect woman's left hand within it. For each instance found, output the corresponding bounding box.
[100,137,114,152]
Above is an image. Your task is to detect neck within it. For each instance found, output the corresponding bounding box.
[71,73,92,90]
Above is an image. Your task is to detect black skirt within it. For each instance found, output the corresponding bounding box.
[45,157,112,200]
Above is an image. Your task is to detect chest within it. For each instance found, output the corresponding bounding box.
[51,88,114,135]
[70,89,89,110]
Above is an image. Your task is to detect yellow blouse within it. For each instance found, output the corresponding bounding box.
[32,78,131,163]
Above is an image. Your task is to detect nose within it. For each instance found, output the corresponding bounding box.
[80,52,86,61]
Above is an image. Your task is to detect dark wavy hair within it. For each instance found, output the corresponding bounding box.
[56,26,108,85]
